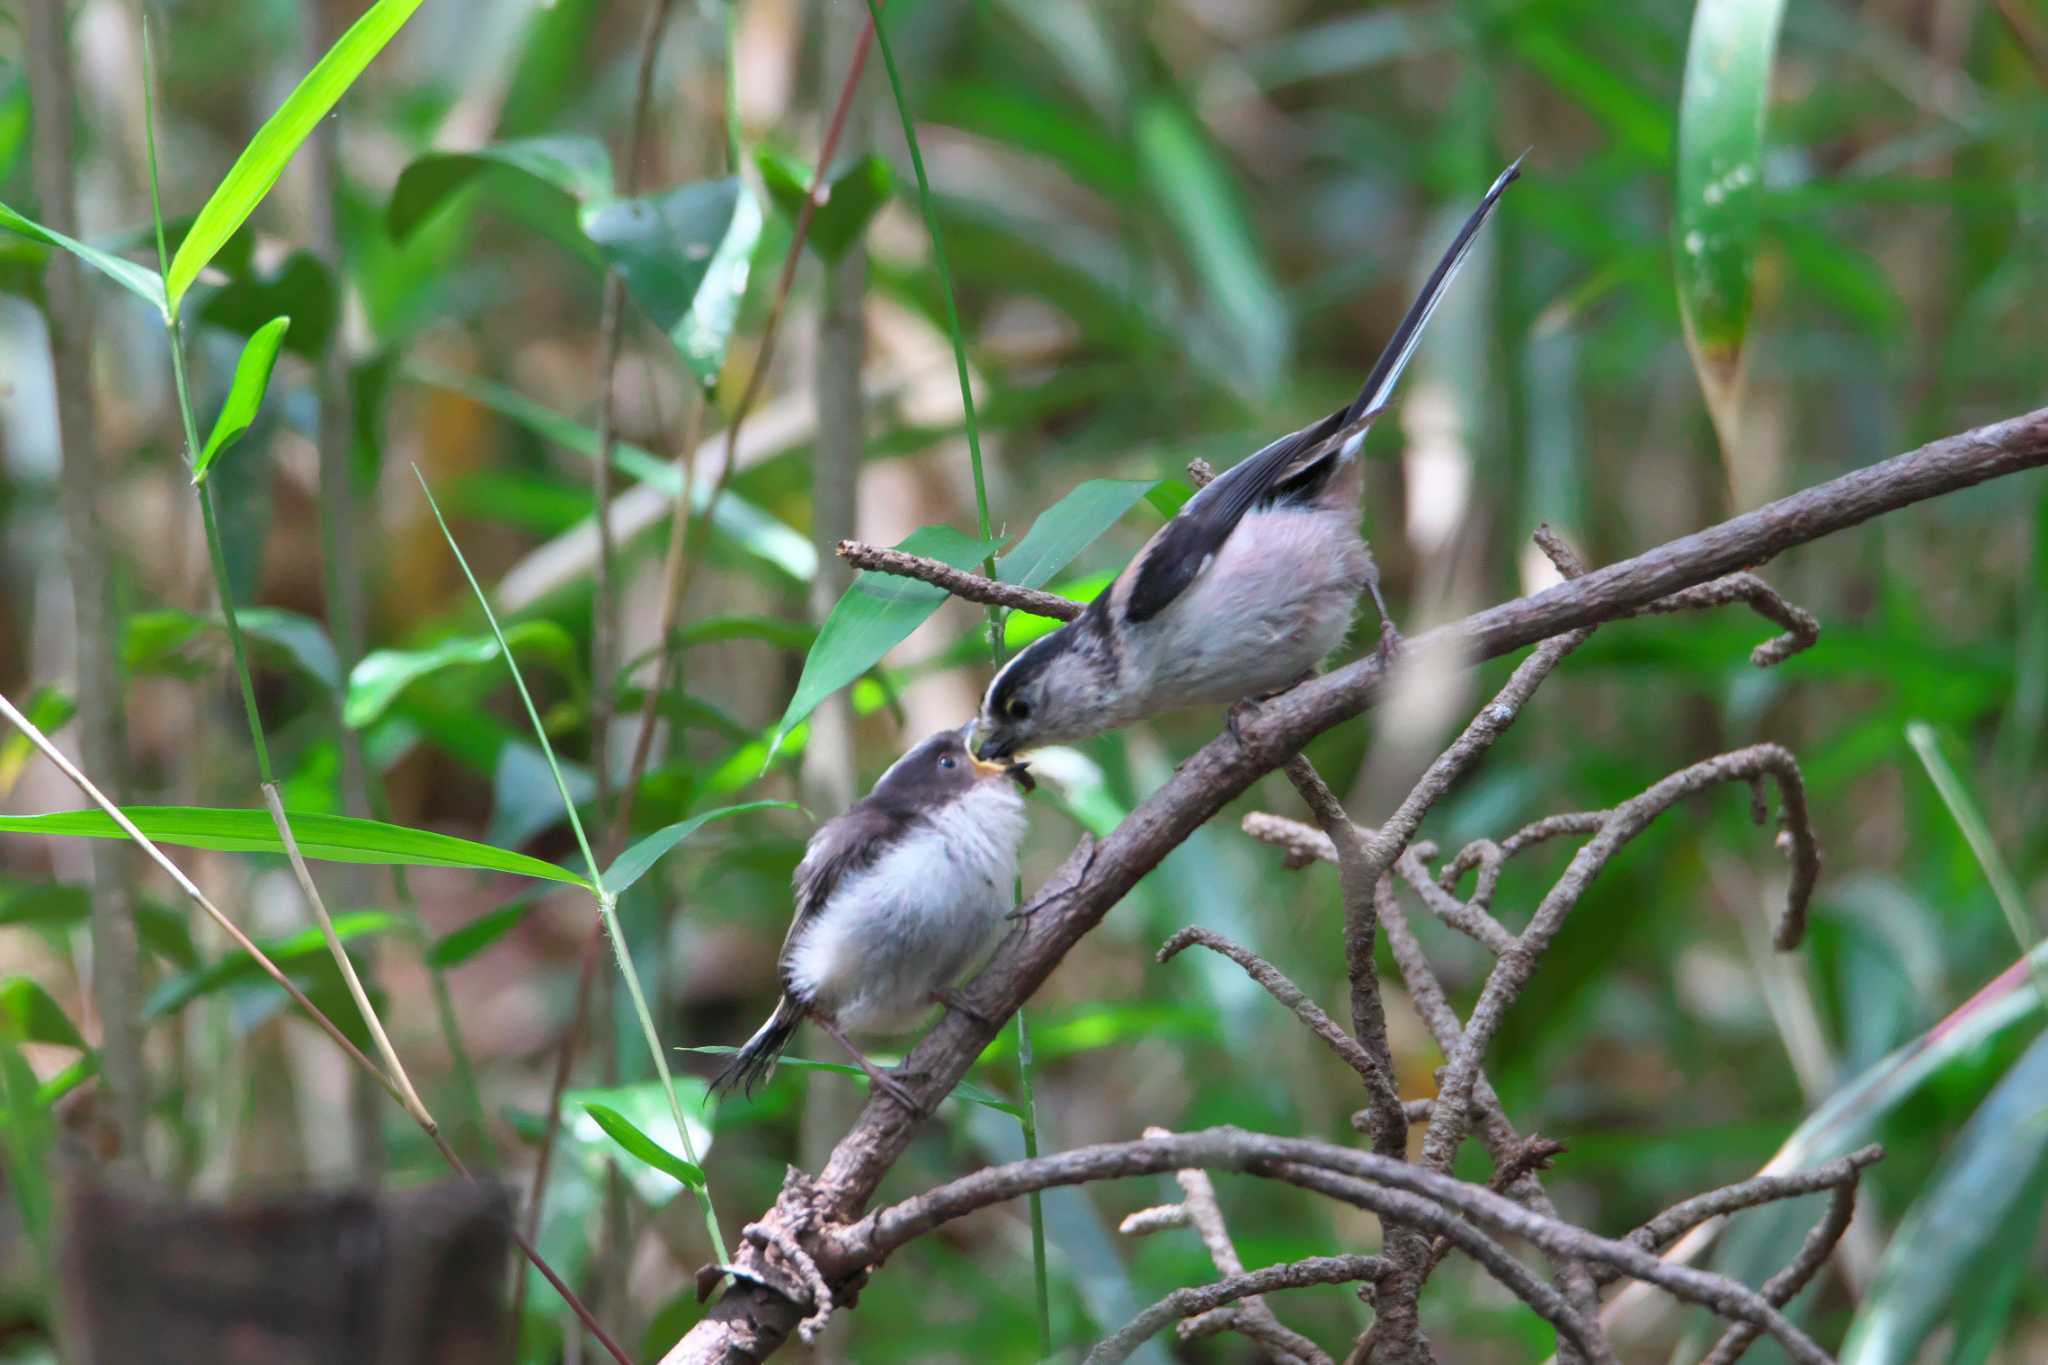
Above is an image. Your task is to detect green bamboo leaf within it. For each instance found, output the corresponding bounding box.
[405,366,815,581]
[1841,1032,2048,1365]
[123,606,340,692]
[145,909,403,1021]
[583,1101,704,1191]
[0,1038,53,1254]
[0,978,85,1050]
[560,1080,715,1208]
[1132,96,1287,397]
[581,176,763,387]
[996,479,1157,590]
[193,315,291,483]
[0,686,75,796]
[755,148,894,261]
[346,620,581,729]
[425,900,534,970]
[601,801,793,898]
[1674,0,1787,446]
[387,135,614,242]
[165,0,429,310]
[772,525,1008,757]
[0,200,168,317]
[0,806,588,888]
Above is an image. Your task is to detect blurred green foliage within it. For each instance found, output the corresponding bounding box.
[0,0,2045,1361]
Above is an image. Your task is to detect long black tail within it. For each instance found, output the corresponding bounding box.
[709,996,805,1098]
[1343,154,1524,427]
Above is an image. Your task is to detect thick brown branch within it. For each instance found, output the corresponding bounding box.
[836,540,1083,619]
[670,407,2048,1361]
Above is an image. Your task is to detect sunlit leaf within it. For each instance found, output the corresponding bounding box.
[0,806,587,888]
[583,1101,704,1190]
[582,176,764,387]
[1674,0,1787,446]
[0,200,168,316]
[193,315,291,483]
[756,148,894,261]
[601,802,792,897]
[996,479,1156,589]
[560,1080,714,1207]
[0,978,85,1050]
[165,0,429,309]
[772,525,1007,757]
[346,620,581,729]
[387,135,613,241]
[1841,1032,2048,1365]
[405,366,814,582]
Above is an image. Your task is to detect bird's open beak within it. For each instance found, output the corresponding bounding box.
[971,751,1035,792]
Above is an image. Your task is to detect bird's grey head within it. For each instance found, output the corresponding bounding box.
[871,726,1034,809]
[974,623,1117,760]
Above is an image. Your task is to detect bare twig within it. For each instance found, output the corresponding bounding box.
[28,0,145,1167]
[667,406,2048,1362]
[1600,1144,1885,1284]
[1626,572,1820,667]
[1158,927,1385,1094]
[259,783,434,1135]
[835,1127,1831,1363]
[1697,1169,1866,1365]
[1087,1255,1389,1365]
[837,540,1082,619]
[1424,744,1820,1176]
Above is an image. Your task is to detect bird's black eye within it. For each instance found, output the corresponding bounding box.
[1007,698,1032,721]
[939,755,957,770]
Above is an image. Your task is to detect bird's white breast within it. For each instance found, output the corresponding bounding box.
[786,782,1026,1033]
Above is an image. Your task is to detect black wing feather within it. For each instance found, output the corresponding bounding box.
[1121,158,1522,628]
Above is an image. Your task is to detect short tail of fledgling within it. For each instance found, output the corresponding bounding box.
[710,996,805,1098]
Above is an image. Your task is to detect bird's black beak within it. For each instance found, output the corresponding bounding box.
[974,727,1017,762]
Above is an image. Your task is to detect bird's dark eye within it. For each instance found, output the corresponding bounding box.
[939,755,957,770]
[1007,698,1032,721]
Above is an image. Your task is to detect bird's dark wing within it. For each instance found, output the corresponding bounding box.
[1122,408,1346,624]
[775,802,915,982]
[1119,157,1522,628]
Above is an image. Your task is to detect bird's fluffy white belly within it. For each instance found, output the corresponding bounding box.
[786,783,1024,1034]
[1127,505,1368,704]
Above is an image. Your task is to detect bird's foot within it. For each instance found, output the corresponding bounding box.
[813,1013,924,1114]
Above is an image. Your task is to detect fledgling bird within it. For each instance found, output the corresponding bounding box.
[709,726,1033,1109]
[974,159,1523,761]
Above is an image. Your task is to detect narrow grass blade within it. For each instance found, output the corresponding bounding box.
[601,801,792,897]
[0,201,169,317]
[0,806,587,887]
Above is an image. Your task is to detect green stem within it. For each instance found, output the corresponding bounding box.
[186,341,276,788]
[724,0,743,175]
[866,0,1000,647]
[1015,1003,1052,1354]
[869,6,1050,1338]
[414,469,727,1264]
